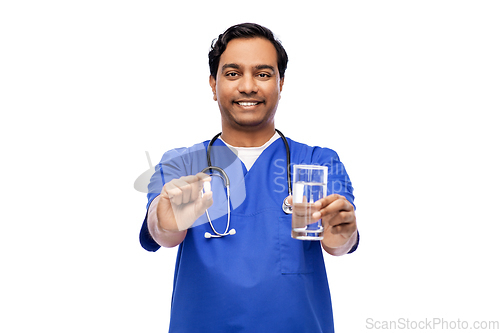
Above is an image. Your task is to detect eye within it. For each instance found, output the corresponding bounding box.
[225,72,238,77]
[257,73,271,78]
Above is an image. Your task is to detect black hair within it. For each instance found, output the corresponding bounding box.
[208,23,288,79]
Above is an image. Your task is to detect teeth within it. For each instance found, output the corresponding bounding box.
[238,102,258,106]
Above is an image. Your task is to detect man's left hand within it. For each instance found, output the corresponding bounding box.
[313,194,357,250]
[287,194,357,251]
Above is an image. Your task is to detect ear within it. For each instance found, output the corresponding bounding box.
[278,76,284,99]
[209,75,217,101]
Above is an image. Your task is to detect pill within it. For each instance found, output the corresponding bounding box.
[203,181,211,193]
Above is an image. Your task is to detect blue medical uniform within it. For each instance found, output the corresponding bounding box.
[140,136,358,333]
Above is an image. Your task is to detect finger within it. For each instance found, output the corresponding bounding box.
[190,173,211,201]
[313,200,350,220]
[181,175,209,203]
[163,182,184,205]
[195,172,211,182]
[165,175,212,206]
[190,178,204,202]
[328,220,357,236]
[170,178,193,204]
[194,174,212,201]
[314,194,344,210]
[190,181,214,218]
[195,191,213,216]
[316,196,352,219]
[179,175,200,184]
[293,202,315,217]
[325,210,356,228]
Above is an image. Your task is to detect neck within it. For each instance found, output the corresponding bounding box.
[220,125,276,147]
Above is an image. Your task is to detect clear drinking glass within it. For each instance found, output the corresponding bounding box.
[291,165,328,240]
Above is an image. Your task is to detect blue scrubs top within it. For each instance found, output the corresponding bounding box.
[140,136,358,333]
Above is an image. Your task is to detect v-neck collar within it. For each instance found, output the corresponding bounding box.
[219,132,281,173]
[217,135,283,178]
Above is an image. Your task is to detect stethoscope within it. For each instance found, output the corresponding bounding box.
[201,129,292,239]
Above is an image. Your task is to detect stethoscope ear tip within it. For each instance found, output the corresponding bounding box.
[204,229,236,238]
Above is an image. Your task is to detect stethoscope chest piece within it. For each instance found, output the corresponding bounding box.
[282,197,293,214]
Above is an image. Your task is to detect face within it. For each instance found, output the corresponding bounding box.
[209,38,284,132]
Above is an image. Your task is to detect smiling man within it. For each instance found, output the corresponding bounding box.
[140,23,359,332]
[209,37,283,146]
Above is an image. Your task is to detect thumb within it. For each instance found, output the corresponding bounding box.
[195,191,213,216]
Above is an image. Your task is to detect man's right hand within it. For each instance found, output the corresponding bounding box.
[157,173,213,232]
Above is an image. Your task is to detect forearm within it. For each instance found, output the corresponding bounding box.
[147,196,187,248]
[321,229,358,256]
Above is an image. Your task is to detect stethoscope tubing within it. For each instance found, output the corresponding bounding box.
[202,130,292,238]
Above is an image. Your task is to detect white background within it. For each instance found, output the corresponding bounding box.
[1,1,499,332]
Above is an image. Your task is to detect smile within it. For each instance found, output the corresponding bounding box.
[236,101,260,106]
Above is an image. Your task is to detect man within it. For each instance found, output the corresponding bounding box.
[140,23,359,332]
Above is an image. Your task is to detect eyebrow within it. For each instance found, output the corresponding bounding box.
[221,63,240,71]
[221,63,276,74]
[254,65,276,74]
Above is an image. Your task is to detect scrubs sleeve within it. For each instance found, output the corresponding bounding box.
[139,214,160,252]
[348,230,360,253]
[312,146,359,254]
[311,147,355,207]
[139,148,191,252]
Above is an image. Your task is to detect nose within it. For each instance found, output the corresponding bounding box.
[237,74,258,95]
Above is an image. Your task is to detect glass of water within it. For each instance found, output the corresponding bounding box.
[291,165,328,240]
